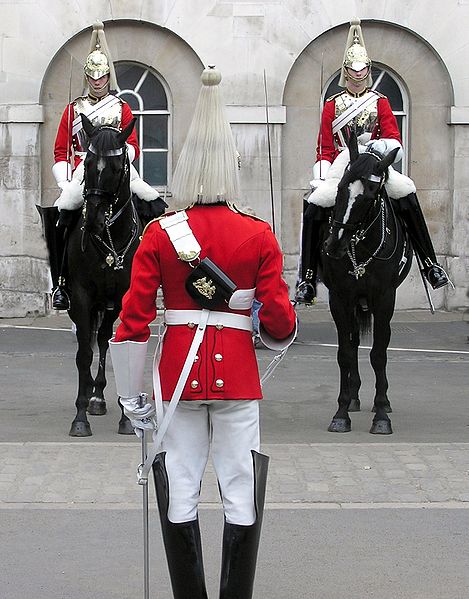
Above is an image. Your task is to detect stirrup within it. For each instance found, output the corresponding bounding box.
[51,286,70,310]
[425,264,451,290]
[294,281,316,305]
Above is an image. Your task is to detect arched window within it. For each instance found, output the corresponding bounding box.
[115,62,171,188]
[323,66,408,174]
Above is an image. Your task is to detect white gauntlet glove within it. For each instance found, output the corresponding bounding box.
[120,393,156,436]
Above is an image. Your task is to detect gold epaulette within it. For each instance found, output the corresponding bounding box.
[325,91,345,103]
[371,89,386,99]
[228,202,266,222]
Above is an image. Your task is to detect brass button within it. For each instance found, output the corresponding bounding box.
[214,353,223,362]
[190,380,199,389]
[215,379,224,388]
[194,355,199,362]
[188,322,196,329]
[215,323,224,330]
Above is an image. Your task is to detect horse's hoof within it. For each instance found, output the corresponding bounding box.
[349,398,361,412]
[69,421,92,437]
[88,398,107,416]
[328,418,351,433]
[370,420,393,435]
[118,419,135,435]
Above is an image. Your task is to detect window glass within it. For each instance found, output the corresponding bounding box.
[143,115,168,148]
[143,152,167,187]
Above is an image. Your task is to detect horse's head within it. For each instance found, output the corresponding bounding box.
[323,132,399,259]
[81,113,136,235]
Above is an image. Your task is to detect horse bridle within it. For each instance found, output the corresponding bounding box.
[83,141,130,223]
[81,133,138,268]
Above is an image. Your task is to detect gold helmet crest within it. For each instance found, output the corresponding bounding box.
[339,18,372,88]
[82,21,117,89]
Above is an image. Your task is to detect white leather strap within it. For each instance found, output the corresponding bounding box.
[159,211,201,262]
[228,287,256,310]
[165,309,252,332]
[138,309,211,482]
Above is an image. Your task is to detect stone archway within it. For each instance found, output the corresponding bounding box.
[281,21,454,307]
[40,19,204,207]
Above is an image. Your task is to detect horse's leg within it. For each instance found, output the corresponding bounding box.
[89,309,134,434]
[88,310,108,416]
[348,328,361,412]
[369,293,395,435]
[328,294,354,433]
[69,308,94,437]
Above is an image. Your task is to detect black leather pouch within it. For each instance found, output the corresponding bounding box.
[185,257,237,309]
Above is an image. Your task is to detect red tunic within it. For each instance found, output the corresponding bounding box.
[54,96,139,170]
[114,204,296,401]
[317,91,401,164]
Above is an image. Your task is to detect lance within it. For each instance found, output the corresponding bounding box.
[263,70,276,234]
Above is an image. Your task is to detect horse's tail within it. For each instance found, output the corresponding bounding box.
[356,300,372,336]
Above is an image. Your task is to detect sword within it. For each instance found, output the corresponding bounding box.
[263,70,276,235]
[415,253,435,314]
[137,393,151,599]
[66,54,73,182]
[318,53,324,179]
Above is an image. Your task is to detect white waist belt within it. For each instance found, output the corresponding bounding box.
[165,309,252,332]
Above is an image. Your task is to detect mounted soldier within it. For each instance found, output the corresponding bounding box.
[295,17,449,305]
[109,65,297,599]
[41,21,165,310]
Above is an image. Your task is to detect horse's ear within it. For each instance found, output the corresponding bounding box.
[376,147,399,175]
[348,131,359,163]
[81,113,97,138]
[118,117,137,145]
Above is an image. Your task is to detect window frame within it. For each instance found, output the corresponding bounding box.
[115,62,172,191]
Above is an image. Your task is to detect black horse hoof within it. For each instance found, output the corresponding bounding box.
[88,398,107,416]
[118,419,135,435]
[69,421,92,437]
[370,420,393,435]
[328,418,351,433]
[349,398,361,412]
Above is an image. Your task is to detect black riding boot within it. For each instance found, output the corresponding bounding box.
[295,202,327,304]
[37,206,70,310]
[397,193,449,289]
[219,451,269,599]
[152,453,208,599]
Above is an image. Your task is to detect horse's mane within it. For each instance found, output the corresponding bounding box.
[90,127,123,154]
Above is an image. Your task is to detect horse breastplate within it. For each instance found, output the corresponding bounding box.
[334,92,378,145]
[73,96,123,151]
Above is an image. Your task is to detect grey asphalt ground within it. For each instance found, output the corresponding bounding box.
[1,305,468,598]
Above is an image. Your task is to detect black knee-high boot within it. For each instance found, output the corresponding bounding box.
[37,205,70,310]
[396,193,449,289]
[152,453,208,599]
[295,202,328,304]
[219,451,269,599]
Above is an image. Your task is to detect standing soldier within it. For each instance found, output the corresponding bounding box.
[109,65,297,599]
[41,21,164,310]
[295,17,449,305]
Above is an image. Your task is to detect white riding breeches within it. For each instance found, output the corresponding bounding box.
[161,399,260,526]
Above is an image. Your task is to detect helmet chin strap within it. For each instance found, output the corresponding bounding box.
[88,82,109,99]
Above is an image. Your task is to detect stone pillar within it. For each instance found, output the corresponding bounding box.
[0,104,50,317]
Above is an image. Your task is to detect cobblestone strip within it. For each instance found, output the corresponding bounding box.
[1,442,469,507]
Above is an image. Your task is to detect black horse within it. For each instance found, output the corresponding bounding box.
[321,133,412,435]
[67,114,141,437]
